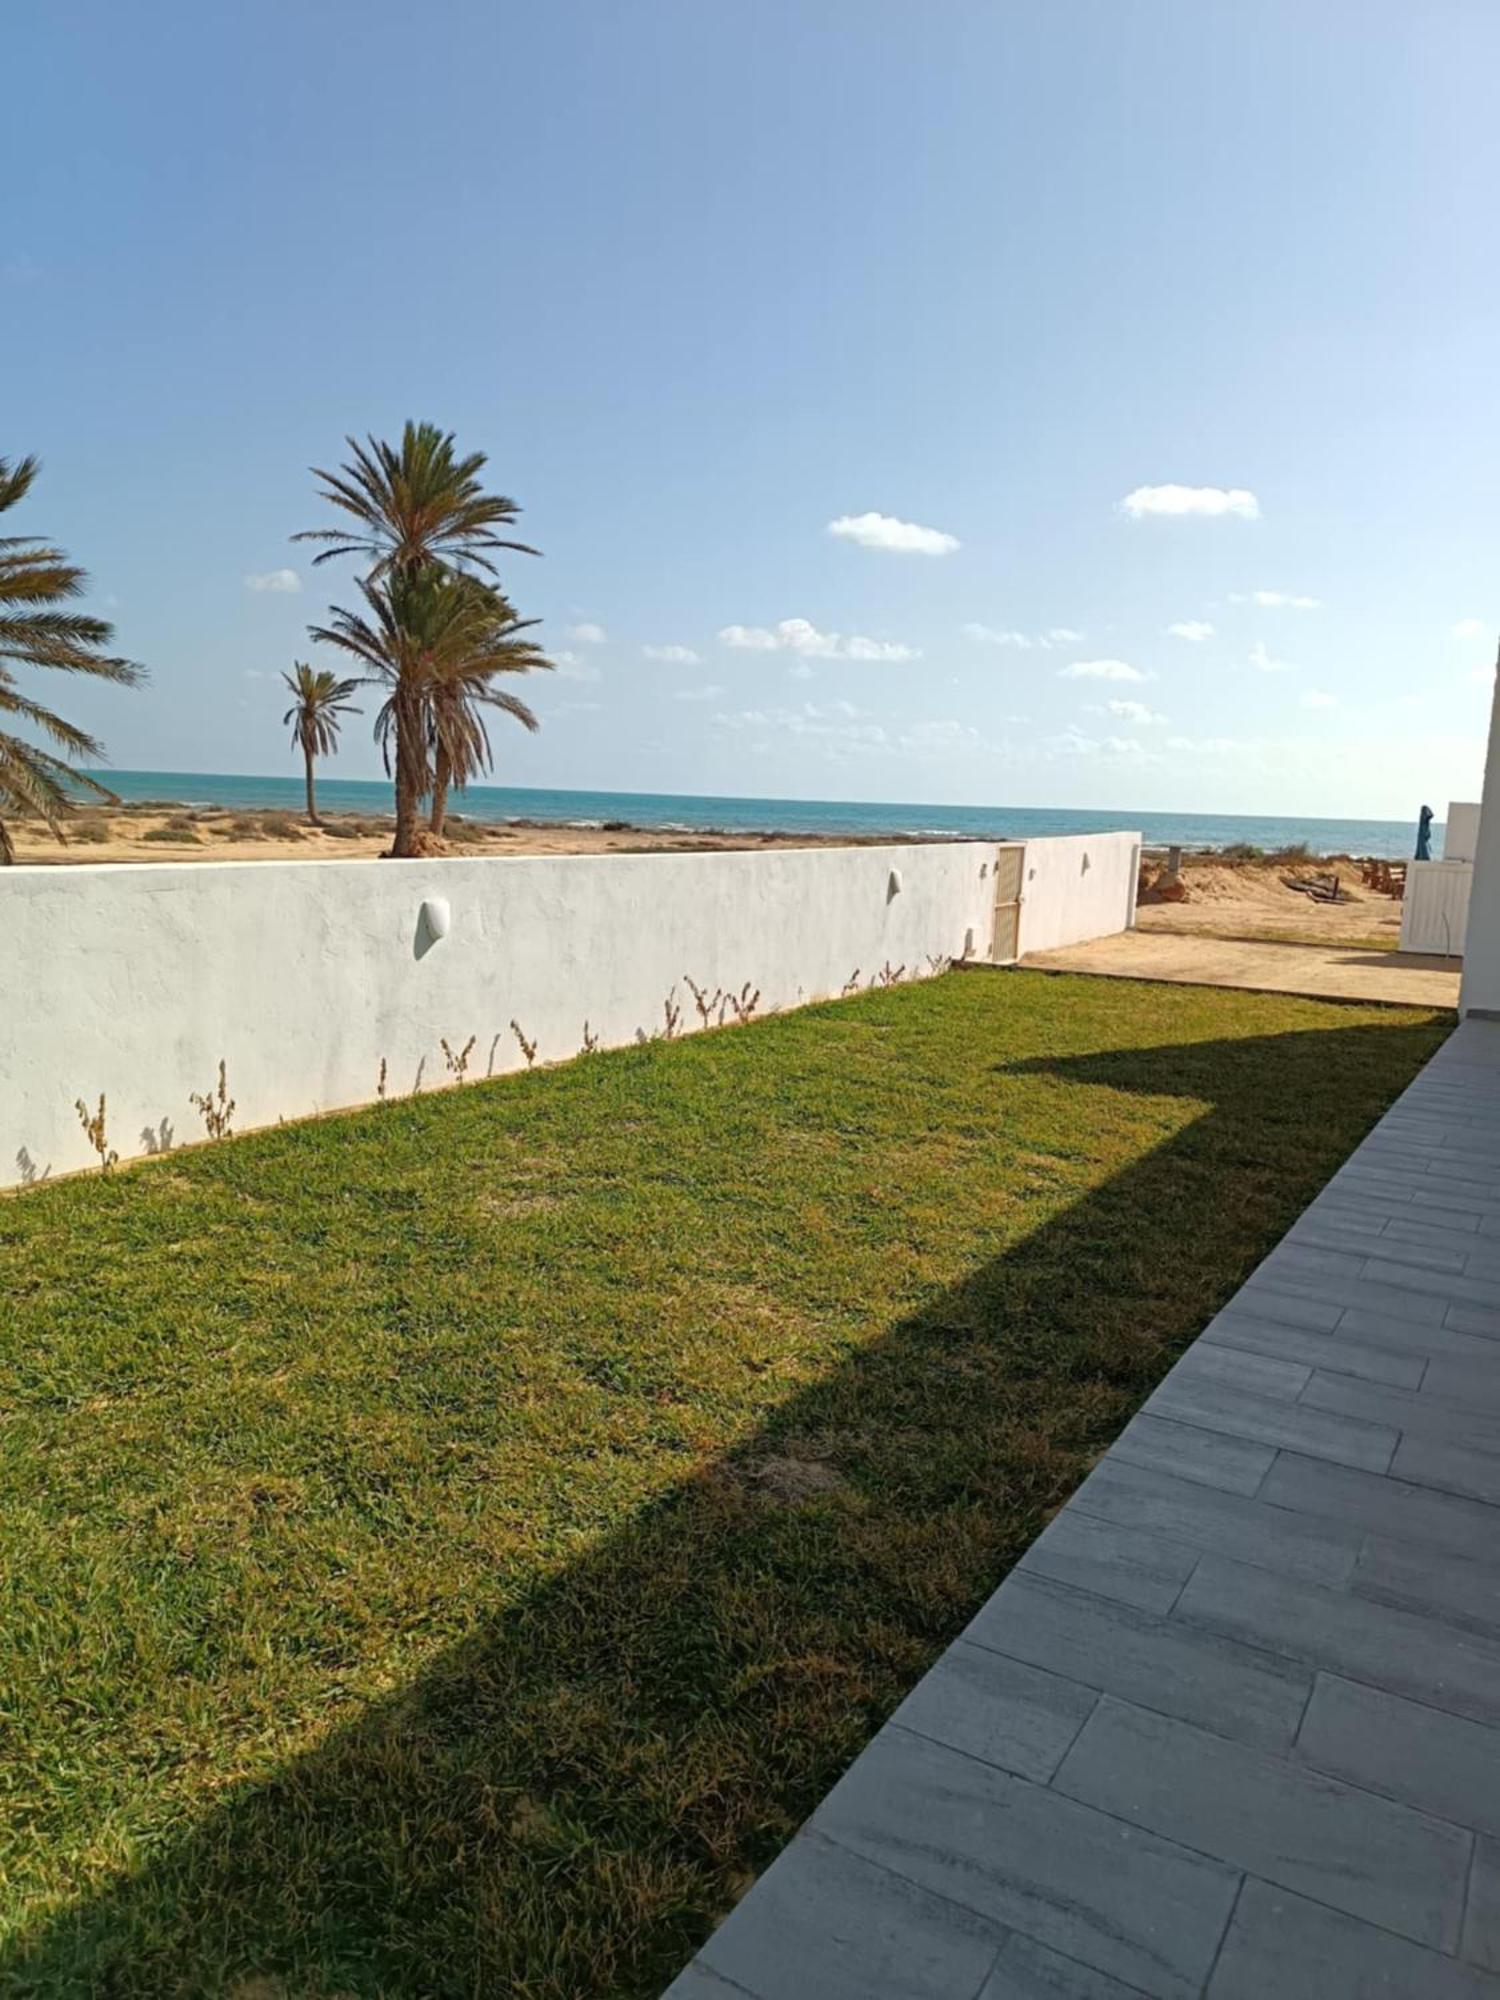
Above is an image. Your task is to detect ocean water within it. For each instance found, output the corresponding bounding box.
[91,770,1432,860]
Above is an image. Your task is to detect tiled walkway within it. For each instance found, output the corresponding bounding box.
[665,1018,1500,1998]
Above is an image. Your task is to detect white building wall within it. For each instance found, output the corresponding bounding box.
[2,843,1007,1187]
[1015,831,1141,958]
[1462,669,1500,1016]
[1444,802,1482,863]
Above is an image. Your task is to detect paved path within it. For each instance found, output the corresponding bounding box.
[1024,929,1461,1008]
[666,1018,1500,1998]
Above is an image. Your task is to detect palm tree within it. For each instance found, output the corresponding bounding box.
[312,569,548,855]
[0,455,142,863]
[281,661,361,824]
[295,421,538,582]
[298,422,542,856]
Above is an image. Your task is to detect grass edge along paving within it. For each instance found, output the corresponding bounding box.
[0,971,1449,1998]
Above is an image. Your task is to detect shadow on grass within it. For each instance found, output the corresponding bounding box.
[3,1015,1446,2000]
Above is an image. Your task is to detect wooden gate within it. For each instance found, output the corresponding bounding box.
[991,844,1025,962]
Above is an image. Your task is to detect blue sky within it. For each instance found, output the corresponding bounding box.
[6,1,1497,818]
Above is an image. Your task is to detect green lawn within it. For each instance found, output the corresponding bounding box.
[0,972,1449,1998]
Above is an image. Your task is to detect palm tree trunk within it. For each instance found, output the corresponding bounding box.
[304,744,319,825]
[391,688,426,858]
[429,743,451,838]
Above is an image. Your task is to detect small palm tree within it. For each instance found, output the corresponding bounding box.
[295,421,538,582]
[313,568,543,855]
[0,455,142,862]
[281,661,361,824]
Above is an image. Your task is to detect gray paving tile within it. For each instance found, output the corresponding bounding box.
[1203,1309,1426,1387]
[1385,1210,1484,1243]
[1302,1368,1500,1449]
[1269,1242,1370,1281]
[1209,1878,1500,1999]
[1353,1535,1500,1642]
[1364,1259,1500,1312]
[1300,1199,1394,1235]
[1393,1432,1500,1505]
[810,1725,1238,2000]
[1260,1449,1500,1560]
[1423,1353,1500,1412]
[1174,1555,1500,1727]
[1465,1836,1500,1973]
[1015,1508,1199,1614]
[662,1965,752,2000]
[1247,1267,1450,1324]
[1054,1697,1470,1948]
[967,1572,1309,1751]
[690,1831,1005,2000]
[1170,1341,1309,1400]
[976,1931,1145,1998]
[1296,1223,1466,1275]
[1143,1375,1396,1472]
[1068,1459,1360,1587]
[1229,1281,1345,1332]
[1296,1672,1500,1837]
[1334,1304,1500,1365]
[1107,1413,1275,1495]
[890,1639,1096,1783]
[1450,1301,1500,1340]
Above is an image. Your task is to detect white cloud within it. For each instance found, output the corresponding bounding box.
[1167,620,1214,642]
[1249,641,1294,674]
[675,684,724,702]
[1300,690,1338,710]
[642,643,701,664]
[1454,618,1488,640]
[1058,658,1149,683]
[964,623,1083,651]
[718,616,918,662]
[244,568,301,593]
[827,511,959,556]
[1229,590,1322,610]
[712,698,891,756]
[567,621,607,644]
[1106,698,1167,725]
[1119,484,1260,521]
[1165,734,1242,755]
[552,649,601,684]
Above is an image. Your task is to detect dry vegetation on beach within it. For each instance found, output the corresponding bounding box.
[4,802,894,866]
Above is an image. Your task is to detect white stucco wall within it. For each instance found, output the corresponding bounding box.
[1400,862,1471,957]
[1444,802,1482,863]
[1462,670,1500,1015]
[1015,831,1141,958]
[2,843,1005,1186]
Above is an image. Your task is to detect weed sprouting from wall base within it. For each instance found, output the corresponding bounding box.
[662,990,682,1040]
[74,1095,117,1173]
[377,1057,388,1104]
[511,1020,538,1068]
[841,970,862,996]
[581,1021,600,1055]
[684,976,723,1028]
[878,962,907,988]
[189,1061,235,1141]
[727,982,760,1025]
[441,1036,477,1086]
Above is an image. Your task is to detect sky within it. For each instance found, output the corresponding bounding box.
[6,0,1498,820]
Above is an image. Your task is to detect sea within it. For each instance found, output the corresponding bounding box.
[90,770,1433,860]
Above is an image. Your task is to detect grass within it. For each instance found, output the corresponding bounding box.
[0,972,1448,1997]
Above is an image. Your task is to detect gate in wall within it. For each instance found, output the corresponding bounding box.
[991,843,1025,962]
